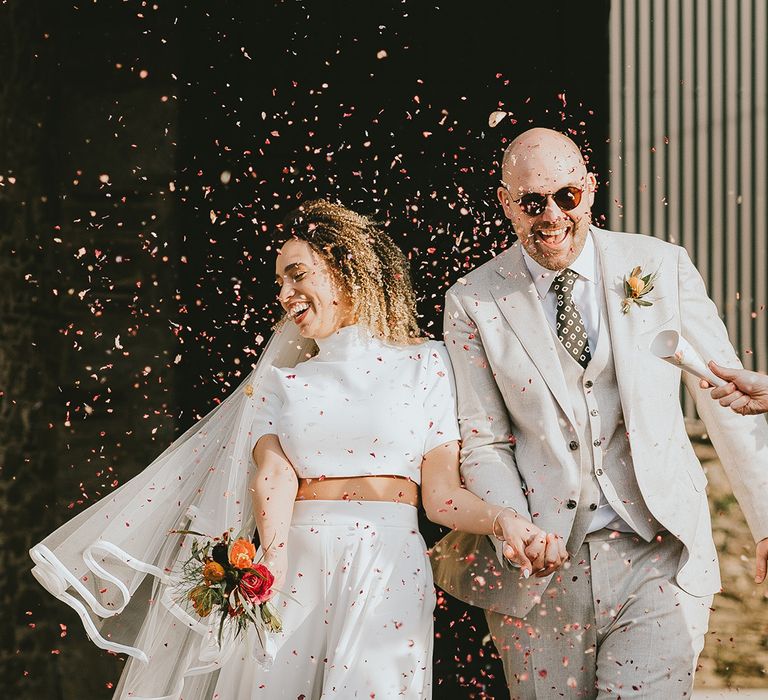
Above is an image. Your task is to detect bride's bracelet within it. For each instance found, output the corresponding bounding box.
[491,506,518,541]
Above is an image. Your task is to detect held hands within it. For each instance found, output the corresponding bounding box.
[699,362,768,416]
[496,509,568,579]
[525,530,570,578]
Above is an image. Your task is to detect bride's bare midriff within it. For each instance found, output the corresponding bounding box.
[295,475,419,507]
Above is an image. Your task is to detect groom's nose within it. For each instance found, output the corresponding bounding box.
[540,195,565,220]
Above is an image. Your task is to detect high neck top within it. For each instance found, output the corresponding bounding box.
[248,329,460,484]
[314,324,378,361]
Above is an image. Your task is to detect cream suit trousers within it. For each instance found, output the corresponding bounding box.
[486,530,713,699]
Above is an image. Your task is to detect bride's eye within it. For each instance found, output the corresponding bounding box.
[292,272,307,282]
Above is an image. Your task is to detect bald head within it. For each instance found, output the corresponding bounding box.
[501,128,586,184]
[496,127,596,270]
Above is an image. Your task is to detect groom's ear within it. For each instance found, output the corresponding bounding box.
[586,172,598,207]
[497,186,514,220]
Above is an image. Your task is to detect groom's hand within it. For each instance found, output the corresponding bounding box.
[520,530,547,574]
[755,538,768,584]
[525,532,569,578]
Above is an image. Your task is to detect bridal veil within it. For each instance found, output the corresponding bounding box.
[30,323,314,700]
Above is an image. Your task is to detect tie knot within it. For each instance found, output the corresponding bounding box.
[553,268,578,294]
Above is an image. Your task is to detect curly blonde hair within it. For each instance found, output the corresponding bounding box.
[278,199,421,344]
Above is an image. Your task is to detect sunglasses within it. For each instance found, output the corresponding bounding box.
[511,186,584,217]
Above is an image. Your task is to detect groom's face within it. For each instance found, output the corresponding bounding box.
[498,142,596,271]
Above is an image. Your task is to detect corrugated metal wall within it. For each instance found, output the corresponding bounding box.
[609,0,767,381]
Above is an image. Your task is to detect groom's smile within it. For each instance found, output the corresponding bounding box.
[534,224,572,252]
[516,196,589,270]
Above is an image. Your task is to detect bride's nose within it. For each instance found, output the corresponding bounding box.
[278,281,294,305]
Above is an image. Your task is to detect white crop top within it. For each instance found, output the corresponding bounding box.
[249,324,460,484]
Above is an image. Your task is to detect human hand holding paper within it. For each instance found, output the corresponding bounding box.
[649,330,725,388]
[699,362,768,415]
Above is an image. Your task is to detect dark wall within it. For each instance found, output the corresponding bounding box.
[174,1,611,416]
[2,3,182,698]
[2,2,609,698]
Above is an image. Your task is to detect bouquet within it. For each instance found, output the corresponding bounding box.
[174,528,282,645]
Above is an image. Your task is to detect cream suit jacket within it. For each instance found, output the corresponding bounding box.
[432,227,768,618]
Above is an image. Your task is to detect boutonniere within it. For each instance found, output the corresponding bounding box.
[621,265,659,314]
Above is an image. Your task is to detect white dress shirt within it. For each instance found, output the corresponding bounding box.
[521,233,635,534]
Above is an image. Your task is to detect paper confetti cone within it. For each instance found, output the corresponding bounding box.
[649,329,725,387]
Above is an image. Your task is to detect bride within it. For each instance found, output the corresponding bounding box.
[31,199,566,699]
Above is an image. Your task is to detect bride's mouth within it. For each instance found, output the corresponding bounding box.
[535,227,570,250]
[288,302,311,324]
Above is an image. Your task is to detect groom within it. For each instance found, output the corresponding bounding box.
[433,127,768,697]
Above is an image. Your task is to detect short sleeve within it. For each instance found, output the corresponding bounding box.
[423,341,461,454]
[249,366,284,449]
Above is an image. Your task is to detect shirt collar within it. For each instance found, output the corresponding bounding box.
[314,324,378,361]
[521,230,598,299]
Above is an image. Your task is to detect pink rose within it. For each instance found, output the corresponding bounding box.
[239,564,274,604]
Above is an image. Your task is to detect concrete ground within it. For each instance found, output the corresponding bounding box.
[694,692,768,699]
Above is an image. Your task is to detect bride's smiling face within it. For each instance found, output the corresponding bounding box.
[275,238,356,340]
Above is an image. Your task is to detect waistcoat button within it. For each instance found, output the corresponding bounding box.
[596,468,604,476]
[589,503,598,511]
[585,380,594,388]
[569,440,579,451]
[566,499,577,509]
[593,439,602,447]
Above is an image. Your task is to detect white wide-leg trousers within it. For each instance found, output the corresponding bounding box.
[212,500,435,699]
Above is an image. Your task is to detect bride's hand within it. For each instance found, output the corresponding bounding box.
[497,510,547,579]
[262,549,288,600]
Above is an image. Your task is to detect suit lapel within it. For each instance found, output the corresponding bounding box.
[595,230,655,430]
[490,245,576,426]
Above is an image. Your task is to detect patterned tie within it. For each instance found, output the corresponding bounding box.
[552,269,591,368]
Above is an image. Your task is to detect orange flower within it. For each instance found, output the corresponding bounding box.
[627,276,644,296]
[621,265,658,314]
[229,538,256,569]
[203,560,225,583]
